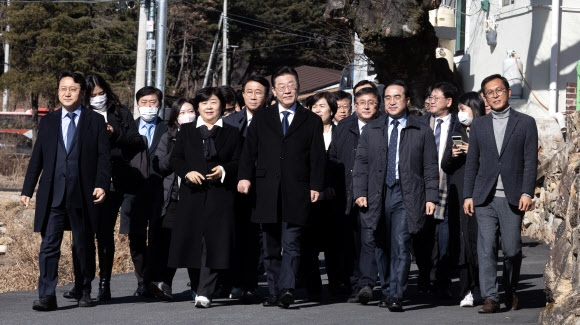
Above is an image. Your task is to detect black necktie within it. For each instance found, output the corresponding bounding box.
[386,120,399,187]
[281,111,290,135]
[66,112,77,152]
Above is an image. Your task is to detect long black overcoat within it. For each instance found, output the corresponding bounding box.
[237,104,326,226]
[168,121,241,269]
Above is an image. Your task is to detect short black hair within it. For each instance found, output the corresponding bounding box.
[219,86,237,106]
[334,90,352,103]
[271,66,299,88]
[481,74,510,92]
[458,91,486,119]
[136,86,163,103]
[431,81,459,112]
[310,91,338,115]
[354,87,380,103]
[242,75,270,94]
[353,80,377,93]
[194,87,226,116]
[58,70,86,91]
[384,79,410,99]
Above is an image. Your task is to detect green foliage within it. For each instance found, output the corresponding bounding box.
[0,2,137,108]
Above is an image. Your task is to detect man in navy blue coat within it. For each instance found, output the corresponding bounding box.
[463,74,538,313]
[21,71,111,311]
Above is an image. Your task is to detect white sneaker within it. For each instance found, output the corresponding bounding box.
[195,295,211,308]
[460,291,474,307]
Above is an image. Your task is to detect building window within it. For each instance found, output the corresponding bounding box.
[502,0,515,6]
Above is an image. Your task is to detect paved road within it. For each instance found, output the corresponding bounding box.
[0,237,548,325]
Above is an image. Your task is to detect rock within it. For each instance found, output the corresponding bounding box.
[0,226,6,234]
[0,244,6,254]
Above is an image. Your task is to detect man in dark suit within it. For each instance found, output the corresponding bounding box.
[120,86,169,297]
[416,82,459,297]
[353,80,439,312]
[224,75,270,303]
[463,74,538,313]
[21,71,111,311]
[328,87,381,303]
[237,66,326,308]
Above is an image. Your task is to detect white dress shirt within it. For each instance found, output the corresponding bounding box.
[61,106,82,150]
[387,114,408,180]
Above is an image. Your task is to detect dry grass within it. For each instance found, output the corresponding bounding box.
[0,198,134,293]
[0,148,134,293]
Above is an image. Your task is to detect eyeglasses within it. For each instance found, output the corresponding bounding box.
[428,96,446,102]
[59,87,80,93]
[355,100,378,107]
[484,87,507,98]
[243,90,265,97]
[274,84,297,92]
[384,95,404,102]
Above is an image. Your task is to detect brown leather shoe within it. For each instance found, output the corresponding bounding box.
[505,292,518,311]
[478,298,500,313]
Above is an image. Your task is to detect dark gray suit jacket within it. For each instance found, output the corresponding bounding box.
[463,109,538,207]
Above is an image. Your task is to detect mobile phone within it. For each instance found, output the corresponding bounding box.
[452,136,463,146]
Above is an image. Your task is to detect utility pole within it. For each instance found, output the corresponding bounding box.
[146,0,156,87]
[2,0,10,112]
[221,0,228,86]
[155,0,167,116]
[134,0,148,117]
[202,15,223,88]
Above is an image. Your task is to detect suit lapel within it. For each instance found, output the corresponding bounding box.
[484,115,499,158]
[285,105,307,137]
[69,107,90,155]
[499,111,519,157]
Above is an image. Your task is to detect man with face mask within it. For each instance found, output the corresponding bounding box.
[120,86,169,297]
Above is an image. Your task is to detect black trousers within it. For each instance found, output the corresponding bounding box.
[262,222,302,296]
[39,204,95,297]
[188,237,220,298]
[71,189,124,286]
[231,194,260,291]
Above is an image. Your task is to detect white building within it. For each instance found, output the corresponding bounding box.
[449,0,579,114]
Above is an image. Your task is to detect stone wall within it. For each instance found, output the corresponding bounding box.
[534,112,580,324]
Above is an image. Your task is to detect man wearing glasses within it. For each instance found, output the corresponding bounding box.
[237,66,326,308]
[353,80,439,312]
[416,82,459,298]
[464,74,538,313]
[224,75,270,303]
[21,71,110,311]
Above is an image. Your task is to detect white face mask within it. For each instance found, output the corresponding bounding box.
[139,107,159,123]
[458,111,473,126]
[90,94,108,111]
[177,113,196,126]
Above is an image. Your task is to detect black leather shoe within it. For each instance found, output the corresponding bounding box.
[78,292,95,307]
[241,290,258,305]
[134,282,153,297]
[347,287,360,303]
[357,286,373,305]
[262,295,278,307]
[387,298,403,312]
[378,297,389,308]
[63,286,82,300]
[278,291,294,309]
[97,279,111,301]
[32,296,58,311]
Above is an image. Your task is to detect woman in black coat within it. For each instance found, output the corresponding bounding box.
[441,92,486,307]
[63,73,145,301]
[169,87,242,308]
[149,98,195,300]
